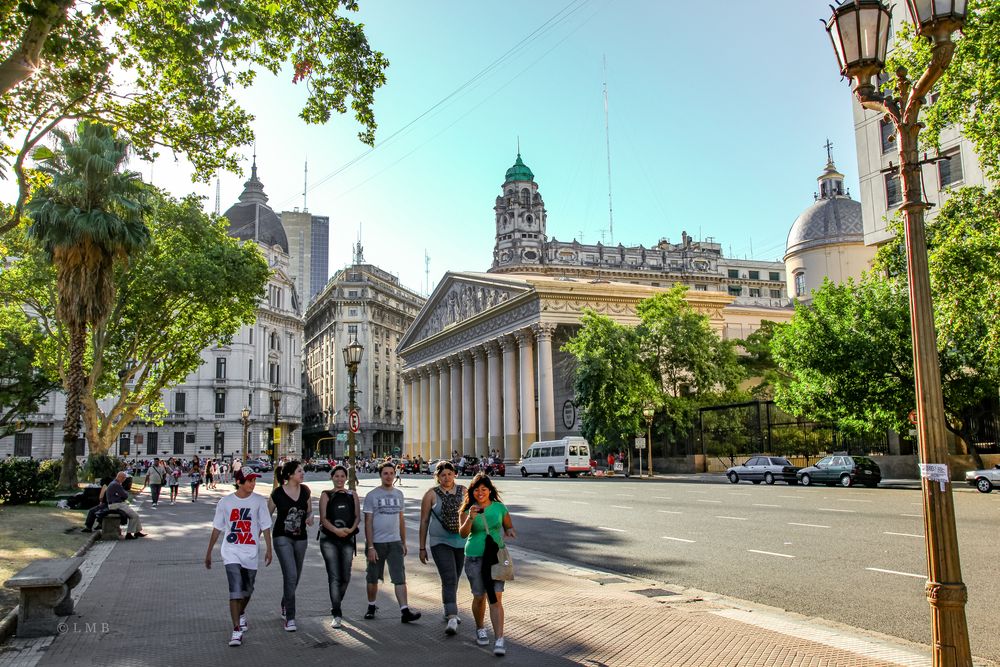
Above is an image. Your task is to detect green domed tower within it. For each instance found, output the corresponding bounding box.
[491,153,547,271]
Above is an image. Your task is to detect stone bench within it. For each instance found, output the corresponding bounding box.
[99,509,128,541]
[4,557,84,638]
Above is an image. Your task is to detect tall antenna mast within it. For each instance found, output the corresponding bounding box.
[303,160,308,212]
[602,54,615,246]
[424,250,431,296]
[214,177,221,215]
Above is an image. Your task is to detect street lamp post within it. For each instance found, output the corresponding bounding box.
[343,339,364,492]
[825,2,971,664]
[240,407,251,462]
[270,386,282,488]
[642,404,655,478]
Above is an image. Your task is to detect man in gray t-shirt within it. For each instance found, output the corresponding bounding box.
[362,462,421,623]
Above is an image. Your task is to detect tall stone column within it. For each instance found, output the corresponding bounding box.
[402,373,412,457]
[461,351,475,455]
[535,323,557,441]
[474,346,488,457]
[419,367,431,462]
[487,340,503,458]
[502,335,519,461]
[437,361,451,461]
[428,364,440,462]
[516,329,537,450]
[449,358,462,458]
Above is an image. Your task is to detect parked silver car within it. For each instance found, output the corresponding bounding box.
[726,456,800,485]
[965,464,1000,493]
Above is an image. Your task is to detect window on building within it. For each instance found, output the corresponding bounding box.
[694,284,707,291]
[349,290,358,298]
[14,432,32,457]
[938,149,963,188]
[216,357,226,379]
[173,432,185,454]
[748,270,759,280]
[269,332,280,351]
[269,363,280,385]
[175,392,186,414]
[249,326,254,345]
[146,432,158,456]
[727,285,742,297]
[794,272,806,297]
[186,432,196,444]
[215,391,226,415]
[769,271,780,282]
[770,289,782,299]
[879,118,894,153]
[349,308,358,317]
[248,359,254,381]
[118,432,131,456]
[749,288,761,297]
[727,269,738,279]
[348,325,358,338]
[885,172,902,208]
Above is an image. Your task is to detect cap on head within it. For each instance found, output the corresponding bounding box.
[235,469,261,484]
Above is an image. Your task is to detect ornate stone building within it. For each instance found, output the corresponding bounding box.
[302,243,425,459]
[398,155,795,463]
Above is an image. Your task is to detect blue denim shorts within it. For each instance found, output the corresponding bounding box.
[464,556,504,597]
[224,563,257,600]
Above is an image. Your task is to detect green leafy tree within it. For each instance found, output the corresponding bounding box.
[636,286,745,446]
[738,320,790,400]
[885,0,1000,180]
[14,191,269,455]
[0,0,389,233]
[25,121,149,489]
[0,312,59,438]
[563,310,658,454]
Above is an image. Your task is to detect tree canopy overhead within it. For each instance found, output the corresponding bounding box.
[0,0,388,232]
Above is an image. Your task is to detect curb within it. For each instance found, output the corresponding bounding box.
[0,530,100,645]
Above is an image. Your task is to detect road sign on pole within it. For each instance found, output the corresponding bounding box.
[635,437,645,450]
[349,410,360,434]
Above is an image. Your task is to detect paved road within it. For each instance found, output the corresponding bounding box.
[331,472,999,663]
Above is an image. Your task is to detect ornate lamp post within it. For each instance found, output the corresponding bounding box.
[825,2,971,664]
[270,386,282,488]
[343,339,364,492]
[240,407,252,462]
[642,404,655,478]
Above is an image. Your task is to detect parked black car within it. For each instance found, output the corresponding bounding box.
[726,456,799,485]
[797,453,881,488]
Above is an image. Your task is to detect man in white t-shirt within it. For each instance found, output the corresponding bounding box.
[205,469,273,647]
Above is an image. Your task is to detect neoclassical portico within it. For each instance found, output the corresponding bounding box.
[398,272,738,462]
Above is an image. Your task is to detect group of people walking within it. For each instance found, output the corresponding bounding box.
[204,458,515,656]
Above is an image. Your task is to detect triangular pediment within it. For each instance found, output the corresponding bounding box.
[399,272,532,349]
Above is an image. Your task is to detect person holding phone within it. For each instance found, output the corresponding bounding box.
[459,473,515,656]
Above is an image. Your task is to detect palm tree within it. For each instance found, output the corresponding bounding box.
[25,121,149,489]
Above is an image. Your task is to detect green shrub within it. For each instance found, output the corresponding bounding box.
[0,458,58,504]
[37,458,62,497]
[83,454,124,482]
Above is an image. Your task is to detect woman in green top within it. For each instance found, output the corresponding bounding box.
[459,473,516,657]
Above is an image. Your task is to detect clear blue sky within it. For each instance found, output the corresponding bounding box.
[151,1,860,295]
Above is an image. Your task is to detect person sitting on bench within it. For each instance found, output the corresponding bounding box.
[82,477,113,533]
[106,472,146,539]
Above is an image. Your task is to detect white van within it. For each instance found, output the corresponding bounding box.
[518,437,591,478]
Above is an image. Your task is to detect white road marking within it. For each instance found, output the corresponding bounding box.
[616,494,635,498]
[571,501,589,505]
[654,496,672,500]
[715,516,748,521]
[610,505,633,510]
[884,531,924,538]
[817,508,856,513]
[901,513,922,518]
[838,499,872,503]
[788,522,829,528]
[598,526,626,533]
[538,497,556,501]
[728,492,751,496]
[696,499,723,504]
[662,536,695,543]
[777,495,803,499]
[658,510,682,514]
[866,567,925,579]
[752,503,781,508]
[747,549,794,558]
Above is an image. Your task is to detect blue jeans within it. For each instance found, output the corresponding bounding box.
[273,536,308,620]
[430,544,465,617]
[319,536,355,618]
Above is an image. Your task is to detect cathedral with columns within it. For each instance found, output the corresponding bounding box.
[397,154,795,463]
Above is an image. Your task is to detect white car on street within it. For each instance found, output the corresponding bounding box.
[965,464,1000,493]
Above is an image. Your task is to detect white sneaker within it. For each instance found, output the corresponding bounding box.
[229,629,243,647]
[446,617,458,635]
[476,627,489,646]
[494,637,506,656]
[331,617,343,629]
[239,614,247,631]
[284,620,296,632]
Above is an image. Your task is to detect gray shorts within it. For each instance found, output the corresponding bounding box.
[224,563,257,600]
[464,556,505,597]
[365,541,406,585]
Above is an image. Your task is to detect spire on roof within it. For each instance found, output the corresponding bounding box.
[238,150,268,205]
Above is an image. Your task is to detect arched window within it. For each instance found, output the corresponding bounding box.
[794,271,806,297]
[520,188,529,205]
[269,332,281,351]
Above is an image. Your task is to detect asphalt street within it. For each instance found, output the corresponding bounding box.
[312,471,1000,663]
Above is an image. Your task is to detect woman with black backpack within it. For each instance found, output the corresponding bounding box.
[319,465,360,629]
[418,460,467,636]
